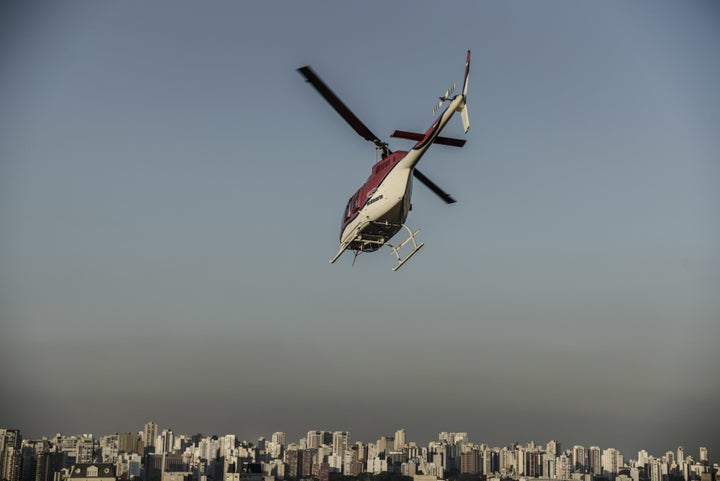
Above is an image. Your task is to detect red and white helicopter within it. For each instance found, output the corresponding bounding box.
[298,50,472,271]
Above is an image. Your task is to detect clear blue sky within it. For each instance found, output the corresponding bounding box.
[1,1,719,458]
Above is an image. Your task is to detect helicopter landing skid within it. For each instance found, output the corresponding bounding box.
[330,221,424,270]
[330,239,353,264]
[330,221,372,264]
[388,224,424,272]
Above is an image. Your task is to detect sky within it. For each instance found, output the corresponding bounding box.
[1,0,719,460]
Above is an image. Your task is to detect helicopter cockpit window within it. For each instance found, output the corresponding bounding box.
[345,191,361,218]
[345,195,355,218]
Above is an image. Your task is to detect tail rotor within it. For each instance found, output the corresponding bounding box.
[432,82,456,115]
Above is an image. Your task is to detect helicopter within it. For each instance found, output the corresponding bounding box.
[297,50,471,271]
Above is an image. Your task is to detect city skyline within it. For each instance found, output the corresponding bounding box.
[5,424,716,467]
[4,424,717,465]
[2,423,717,481]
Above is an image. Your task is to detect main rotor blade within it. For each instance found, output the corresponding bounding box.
[413,169,457,204]
[297,66,384,147]
[391,130,466,147]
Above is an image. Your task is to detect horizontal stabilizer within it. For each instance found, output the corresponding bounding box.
[391,130,466,147]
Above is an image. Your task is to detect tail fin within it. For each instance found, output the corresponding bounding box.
[458,50,471,132]
[462,50,471,96]
[460,103,470,133]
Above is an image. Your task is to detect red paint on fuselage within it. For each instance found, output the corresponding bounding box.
[340,150,408,233]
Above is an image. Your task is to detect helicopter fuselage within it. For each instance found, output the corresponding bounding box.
[339,94,466,252]
[339,150,412,252]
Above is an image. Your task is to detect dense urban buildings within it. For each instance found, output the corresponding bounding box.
[0,426,715,481]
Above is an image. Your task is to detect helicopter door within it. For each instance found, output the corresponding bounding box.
[344,197,352,219]
[345,191,359,219]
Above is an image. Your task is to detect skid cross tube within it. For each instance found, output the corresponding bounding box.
[388,224,425,271]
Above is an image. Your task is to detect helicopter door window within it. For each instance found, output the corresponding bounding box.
[345,194,356,218]
[345,190,362,219]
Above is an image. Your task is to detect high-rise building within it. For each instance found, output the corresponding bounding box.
[525,449,543,478]
[343,447,361,477]
[219,435,235,459]
[21,439,48,481]
[56,434,78,467]
[516,446,525,476]
[300,449,313,478]
[1,430,21,453]
[377,437,394,455]
[332,432,349,459]
[589,446,602,475]
[401,460,417,478]
[100,435,119,463]
[115,453,142,480]
[545,454,556,479]
[318,445,333,466]
[546,440,560,457]
[649,459,662,481]
[394,430,406,452]
[284,447,299,479]
[76,435,95,464]
[460,449,481,475]
[306,432,322,450]
[0,429,22,480]
[355,442,367,462]
[428,442,449,472]
[143,423,158,452]
[602,448,623,480]
[156,430,174,455]
[483,448,498,475]
[699,447,708,465]
[366,457,388,475]
[118,433,140,455]
[1,446,21,481]
[318,462,329,481]
[144,454,185,481]
[439,433,467,445]
[271,433,286,447]
[499,446,515,476]
[557,453,571,480]
[36,450,66,481]
[268,434,285,459]
[454,433,469,446]
[573,445,587,473]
